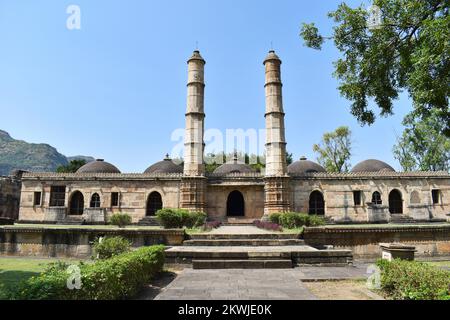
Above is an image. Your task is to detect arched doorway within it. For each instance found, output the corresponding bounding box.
[389,189,403,214]
[69,191,84,215]
[90,193,101,208]
[227,191,245,217]
[146,192,162,216]
[309,191,325,215]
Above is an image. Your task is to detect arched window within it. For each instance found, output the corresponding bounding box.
[389,189,403,214]
[309,191,325,215]
[146,192,163,216]
[410,191,420,204]
[90,193,101,208]
[372,192,382,205]
[227,190,245,217]
[69,191,84,215]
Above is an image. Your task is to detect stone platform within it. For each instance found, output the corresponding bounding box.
[166,226,353,269]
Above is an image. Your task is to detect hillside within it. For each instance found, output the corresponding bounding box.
[0,130,92,176]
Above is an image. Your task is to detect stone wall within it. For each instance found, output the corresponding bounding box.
[0,176,21,220]
[206,184,265,220]
[303,225,450,259]
[0,226,185,258]
[19,175,182,223]
[291,175,450,223]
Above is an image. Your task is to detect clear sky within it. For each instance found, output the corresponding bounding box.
[0,0,411,173]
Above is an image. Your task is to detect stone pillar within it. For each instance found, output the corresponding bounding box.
[181,51,207,212]
[263,51,291,217]
[183,50,206,177]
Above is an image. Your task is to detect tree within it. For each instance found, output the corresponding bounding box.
[393,110,450,171]
[313,126,352,173]
[56,159,86,173]
[300,0,449,136]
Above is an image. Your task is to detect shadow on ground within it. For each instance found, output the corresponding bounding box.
[134,271,178,300]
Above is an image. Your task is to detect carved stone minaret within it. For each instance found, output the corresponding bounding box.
[180,50,207,212]
[263,50,291,216]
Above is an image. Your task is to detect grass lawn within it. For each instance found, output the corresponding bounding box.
[0,257,85,299]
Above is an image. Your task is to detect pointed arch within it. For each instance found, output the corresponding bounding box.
[146,192,163,216]
[389,189,403,214]
[69,191,84,215]
[226,190,245,217]
[309,190,325,215]
[90,193,101,208]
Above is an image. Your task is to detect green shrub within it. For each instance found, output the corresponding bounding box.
[376,259,450,300]
[308,215,326,226]
[275,212,326,228]
[156,208,184,228]
[109,213,132,227]
[156,208,207,229]
[268,213,282,225]
[185,212,207,228]
[92,236,131,260]
[279,212,309,229]
[15,245,165,300]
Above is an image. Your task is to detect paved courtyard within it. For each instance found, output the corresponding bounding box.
[153,265,371,300]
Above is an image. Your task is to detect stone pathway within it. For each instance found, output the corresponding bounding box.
[209,226,276,235]
[154,265,370,300]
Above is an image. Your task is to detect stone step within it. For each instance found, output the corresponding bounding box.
[190,233,301,240]
[193,259,293,269]
[137,216,160,226]
[183,239,305,246]
[165,246,353,266]
[390,214,416,224]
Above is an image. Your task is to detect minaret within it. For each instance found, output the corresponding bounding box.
[180,50,207,212]
[263,50,291,216]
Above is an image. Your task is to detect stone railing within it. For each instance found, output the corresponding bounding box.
[44,207,67,222]
[83,208,106,223]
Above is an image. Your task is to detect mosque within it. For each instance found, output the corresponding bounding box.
[17,51,449,225]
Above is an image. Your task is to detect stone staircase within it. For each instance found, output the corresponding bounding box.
[390,214,416,224]
[222,217,256,226]
[138,216,160,226]
[165,228,353,270]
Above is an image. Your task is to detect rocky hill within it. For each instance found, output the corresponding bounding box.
[0,130,93,176]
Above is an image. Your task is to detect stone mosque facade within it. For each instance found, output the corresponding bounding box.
[18,51,450,225]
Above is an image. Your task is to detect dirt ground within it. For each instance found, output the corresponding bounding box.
[303,280,385,300]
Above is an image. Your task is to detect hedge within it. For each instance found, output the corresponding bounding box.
[156,208,207,229]
[270,212,326,228]
[376,259,450,300]
[14,245,165,300]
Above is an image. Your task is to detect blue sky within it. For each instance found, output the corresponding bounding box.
[0,0,411,172]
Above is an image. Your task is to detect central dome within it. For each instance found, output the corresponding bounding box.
[76,159,121,174]
[351,159,395,173]
[288,157,326,176]
[144,155,183,174]
[213,154,256,175]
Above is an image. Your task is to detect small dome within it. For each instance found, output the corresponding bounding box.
[264,50,281,64]
[213,154,256,175]
[351,159,395,173]
[188,50,205,63]
[76,159,121,174]
[288,157,326,176]
[144,154,183,174]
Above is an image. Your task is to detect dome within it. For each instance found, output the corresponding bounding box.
[351,159,395,173]
[264,50,281,64]
[288,157,326,176]
[213,154,256,175]
[76,159,121,174]
[144,155,183,174]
